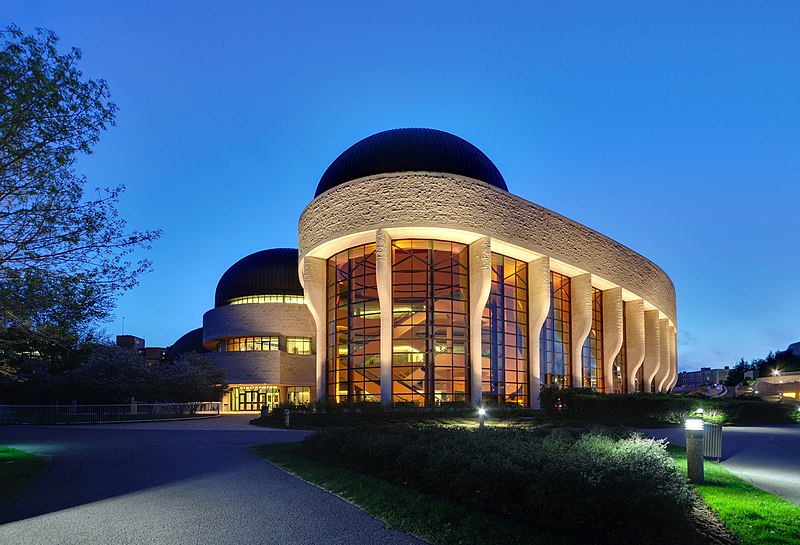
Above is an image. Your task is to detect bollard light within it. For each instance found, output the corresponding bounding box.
[478,408,486,429]
[685,418,703,431]
[685,416,705,484]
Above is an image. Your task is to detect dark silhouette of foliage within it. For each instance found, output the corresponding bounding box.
[0,25,160,377]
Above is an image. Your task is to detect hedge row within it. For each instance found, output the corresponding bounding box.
[540,387,799,425]
[301,426,695,543]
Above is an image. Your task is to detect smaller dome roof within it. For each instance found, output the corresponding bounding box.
[165,327,210,363]
[214,248,302,307]
[315,128,507,197]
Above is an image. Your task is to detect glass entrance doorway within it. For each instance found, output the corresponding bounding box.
[229,386,280,411]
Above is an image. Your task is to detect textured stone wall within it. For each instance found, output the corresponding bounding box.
[203,303,315,348]
[206,351,315,385]
[299,173,676,323]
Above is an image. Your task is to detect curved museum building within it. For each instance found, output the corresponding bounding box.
[171,128,677,410]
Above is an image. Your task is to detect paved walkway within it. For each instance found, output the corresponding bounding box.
[0,416,426,545]
[641,425,800,504]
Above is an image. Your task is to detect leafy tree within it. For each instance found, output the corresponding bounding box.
[0,25,160,376]
[724,358,751,387]
[59,345,156,403]
[158,353,228,402]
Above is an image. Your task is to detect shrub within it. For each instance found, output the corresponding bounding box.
[301,426,694,543]
[540,387,797,425]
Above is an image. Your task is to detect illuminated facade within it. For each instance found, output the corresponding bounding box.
[169,249,316,411]
[299,128,678,408]
[169,128,677,410]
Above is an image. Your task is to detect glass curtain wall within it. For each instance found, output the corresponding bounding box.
[540,272,571,387]
[581,288,604,391]
[326,244,380,402]
[482,254,529,406]
[392,240,469,405]
[613,305,627,393]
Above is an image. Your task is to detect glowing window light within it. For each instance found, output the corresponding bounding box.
[227,294,306,305]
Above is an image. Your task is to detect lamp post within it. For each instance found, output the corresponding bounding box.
[685,413,704,484]
[478,408,486,429]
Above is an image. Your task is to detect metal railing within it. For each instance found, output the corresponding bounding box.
[0,402,220,425]
[703,422,723,461]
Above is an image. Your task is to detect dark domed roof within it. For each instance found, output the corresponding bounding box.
[315,128,507,197]
[165,327,210,363]
[214,248,302,307]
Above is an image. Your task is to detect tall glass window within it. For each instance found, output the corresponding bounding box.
[482,254,528,406]
[540,272,571,387]
[326,244,380,403]
[286,336,312,355]
[581,288,604,391]
[392,240,469,405]
[613,305,627,393]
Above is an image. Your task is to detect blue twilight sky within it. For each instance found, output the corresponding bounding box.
[3,1,799,371]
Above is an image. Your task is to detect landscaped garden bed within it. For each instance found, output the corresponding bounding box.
[256,425,741,545]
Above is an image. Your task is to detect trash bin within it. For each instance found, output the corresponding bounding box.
[703,423,722,462]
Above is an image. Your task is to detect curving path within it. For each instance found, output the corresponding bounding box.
[641,425,800,504]
[0,416,425,545]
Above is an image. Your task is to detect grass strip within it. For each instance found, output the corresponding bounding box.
[251,441,580,545]
[0,445,50,504]
[668,445,800,545]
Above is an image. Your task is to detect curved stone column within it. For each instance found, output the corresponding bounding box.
[656,318,672,392]
[528,257,551,408]
[469,237,492,404]
[642,310,661,393]
[570,274,592,388]
[376,229,393,404]
[602,287,623,394]
[625,300,645,393]
[667,326,678,390]
[302,256,327,400]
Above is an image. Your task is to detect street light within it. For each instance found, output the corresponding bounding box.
[772,369,781,376]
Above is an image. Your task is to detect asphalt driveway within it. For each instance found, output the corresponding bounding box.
[0,416,426,545]
[641,425,800,504]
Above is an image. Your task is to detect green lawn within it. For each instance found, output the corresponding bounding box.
[252,442,580,545]
[668,445,800,545]
[0,445,50,504]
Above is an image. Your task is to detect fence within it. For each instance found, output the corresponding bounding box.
[0,402,220,425]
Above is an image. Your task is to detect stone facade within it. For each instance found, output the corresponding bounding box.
[298,172,678,405]
[202,302,315,348]
[299,173,676,324]
[206,351,314,385]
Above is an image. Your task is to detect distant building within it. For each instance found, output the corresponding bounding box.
[675,367,730,388]
[116,335,145,351]
[116,335,166,366]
